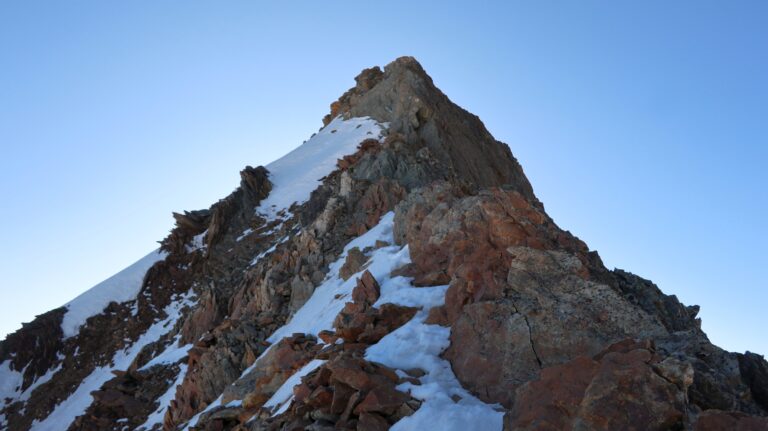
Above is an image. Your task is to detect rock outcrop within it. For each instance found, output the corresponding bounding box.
[1,57,766,431]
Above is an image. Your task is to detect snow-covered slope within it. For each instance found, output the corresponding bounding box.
[185,212,503,429]
[7,57,763,431]
[61,249,167,338]
[257,116,385,221]
[32,290,195,431]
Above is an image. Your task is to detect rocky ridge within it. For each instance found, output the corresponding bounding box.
[0,57,766,431]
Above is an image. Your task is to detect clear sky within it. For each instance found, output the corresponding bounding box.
[1,2,766,355]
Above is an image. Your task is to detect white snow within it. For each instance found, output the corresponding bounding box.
[365,265,504,431]
[249,235,289,267]
[184,213,399,429]
[0,359,63,416]
[266,212,404,344]
[20,363,62,402]
[0,360,25,411]
[256,116,385,221]
[137,363,188,431]
[32,289,196,431]
[235,228,253,242]
[186,231,208,252]
[262,359,326,416]
[182,394,223,431]
[250,209,502,430]
[61,249,167,338]
[139,337,192,371]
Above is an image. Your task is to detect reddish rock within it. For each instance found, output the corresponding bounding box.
[218,334,319,408]
[8,57,764,431]
[352,271,380,305]
[357,411,390,431]
[444,301,541,407]
[340,247,367,281]
[505,340,690,431]
[334,271,416,346]
[575,351,685,430]
[327,357,379,392]
[331,383,356,415]
[307,386,334,408]
[318,330,339,344]
[354,385,410,415]
[508,356,600,431]
[424,305,450,326]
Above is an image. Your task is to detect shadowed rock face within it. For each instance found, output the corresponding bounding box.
[1,57,766,431]
[330,56,537,201]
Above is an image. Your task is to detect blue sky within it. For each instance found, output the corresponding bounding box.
[1,2,766,355]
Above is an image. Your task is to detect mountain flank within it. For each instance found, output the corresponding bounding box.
[1,57,766,431]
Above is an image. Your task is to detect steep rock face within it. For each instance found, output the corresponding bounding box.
[505,339,693,431]
[327,58,535,200]
[1,57,767,431]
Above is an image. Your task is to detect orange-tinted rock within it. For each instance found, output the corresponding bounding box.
[508,356,600,431]
[218,334,319,409]
[334,271,416,346]
[357,411,390,431]
[318,329,339,344]
[354,385,410,415]
[445,301,541,408]
[424,305,450,326]
[505,341,690,431]
[327,357,378,392]
[340,247,367,281]
[307,386,334,408]
[331,383,356,415]
[352,271,380,305]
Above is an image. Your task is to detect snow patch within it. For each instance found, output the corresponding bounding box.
[182,394,223,431]
[266,212,403,343]
[235,228,253,242]
[186,230,208,252]
[32,290,196,431]
[256,116,385,221]
[0,360,63,414]
[240,208,502,429]
[137,363,188,431]
[365,264,504,430]
[184,212,399,429]
[139,336,192,371]
[0,360,25,411]
[262,359,326,416]
[249,235,289,267]
[61,249,167,338]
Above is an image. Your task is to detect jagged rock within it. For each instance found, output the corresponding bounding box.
[333,279,416,346]
[351,271,380,305]
[240,165,272,208]
[273,352,415,431]
[339,248,367,281]
[288,275,315,313]
[738,352,768,411]
[612,269,701,332]
[357,412,389,431]
[354,385,410,415]
[653,357,695,391]
[4,56,767,431]
[329,57,537,196]
[221,334,319,408]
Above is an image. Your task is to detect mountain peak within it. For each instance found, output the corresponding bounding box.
[2,58,767,431]
[326,56,538,202]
